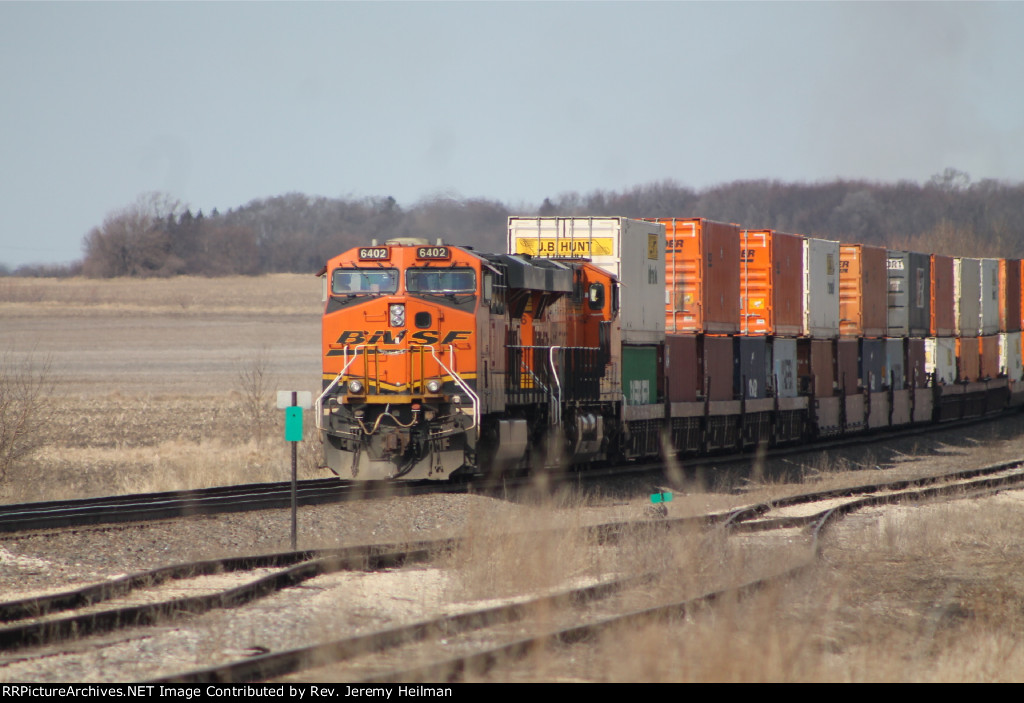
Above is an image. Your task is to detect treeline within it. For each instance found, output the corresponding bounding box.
[10,168,1024,278]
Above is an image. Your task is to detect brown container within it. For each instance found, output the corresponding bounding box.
[666,334,701,402]
[931,254,955,337]
[659,218,740,334]
[980,334,1001,379]
[999,259,1021,332]
[703,335,735,400]
[905,338,926,388]
[839,244,887,337]
[835,338,859,395]
[740,230,803,336]
[798,338,835,398]
[956,336,981,382]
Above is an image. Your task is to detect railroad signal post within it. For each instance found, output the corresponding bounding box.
[277,390,312,550]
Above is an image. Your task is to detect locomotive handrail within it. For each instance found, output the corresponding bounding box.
[315,344,370,432]
[426,344,480,433]
[549,345,563,427]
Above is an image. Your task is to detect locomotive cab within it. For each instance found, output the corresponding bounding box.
[318,240,485,480]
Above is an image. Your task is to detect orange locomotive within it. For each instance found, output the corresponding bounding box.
[318,238,621,480]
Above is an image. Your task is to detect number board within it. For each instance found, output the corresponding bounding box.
[416,246,450,260]
[358,247,390,261]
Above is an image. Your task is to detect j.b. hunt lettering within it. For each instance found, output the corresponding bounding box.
[333,330,472,346]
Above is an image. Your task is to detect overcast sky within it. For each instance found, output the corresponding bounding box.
[2,1,1023,267]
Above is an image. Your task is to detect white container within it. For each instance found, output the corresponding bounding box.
[770,336,798,398]
[885,338,905,390]
[508,217,666,344]
[999,331,1023,382]
[803,237,840,338]
[954,258,982,336]
[925,337,957,385]
[980,258,1000,336]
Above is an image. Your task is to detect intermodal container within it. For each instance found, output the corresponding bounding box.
[835,338,860,395]
[931,255,955,337]
[954,258,982,337]
[734,336,769,399]
[798,338,835,397]
[956,336,981,382]
[999,259,1022,333]
[999,331,1023,382]
[905,338,926,388]
[740,230,803,336]
[658,218,740,334]
[665,334,700,402]
[803,238,840,338]
[622,345,660,405]
[926,338,957,385]
[980,259,1000,336]
[509,217,666,344]
[704,335,735,401]
[771,337,798,398]
[887,251,931,337]
[861,339,885,392]
[839,244,887,337]
[979,334,1000,379]
[885,338,905,390]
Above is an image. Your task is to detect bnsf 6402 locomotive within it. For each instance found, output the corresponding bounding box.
[317,228,653,480]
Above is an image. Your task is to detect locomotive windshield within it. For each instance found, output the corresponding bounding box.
[406,268,476,294]
[331,269,398,295]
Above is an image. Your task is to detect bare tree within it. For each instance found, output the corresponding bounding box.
[0,352,53,482]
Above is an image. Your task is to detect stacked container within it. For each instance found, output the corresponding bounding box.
[659,218,740,335]
[803,238,840,338]
[925,254,957,385]
[739,230,803,336]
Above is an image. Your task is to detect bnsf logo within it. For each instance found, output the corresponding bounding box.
[333,330,473,345]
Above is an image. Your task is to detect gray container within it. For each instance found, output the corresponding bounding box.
[803,238,840,338]
[861,338,885,392]
[884,338,905,390]
[980,258,1000,336]
[954,258,982,337]
[771,336,798,398]
[886,251,931,337]
[734,336,769,399]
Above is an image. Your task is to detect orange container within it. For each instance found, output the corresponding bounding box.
[739,230,803,336]
[931,254,955,337]
[980,334,1001,379]
[658,218,740,334]
[839,244,887,337]
[999,259,1021,332]
[956,336,981,382]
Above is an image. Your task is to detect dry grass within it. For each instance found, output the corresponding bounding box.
[547,493,1024,682]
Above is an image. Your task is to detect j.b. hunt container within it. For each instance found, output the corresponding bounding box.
[655,218,741,335]
[508,217,666,344]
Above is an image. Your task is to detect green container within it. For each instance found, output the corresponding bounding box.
[622,345,659,405]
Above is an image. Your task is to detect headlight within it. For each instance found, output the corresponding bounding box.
[347,379,364,394]
[426,379,442,394]
[389,303,406,327]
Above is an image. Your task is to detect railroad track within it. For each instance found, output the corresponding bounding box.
[3,459,1023,682]
[1,411,1015,536]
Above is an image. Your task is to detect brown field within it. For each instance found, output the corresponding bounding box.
[0,274,324,501]
[3,275,1024,681]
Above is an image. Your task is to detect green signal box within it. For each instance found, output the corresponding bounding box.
[285,406,303,442]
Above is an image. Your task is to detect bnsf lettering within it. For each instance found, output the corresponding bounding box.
[335,330,472,345]
[358,247,389,260]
